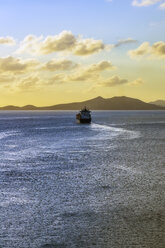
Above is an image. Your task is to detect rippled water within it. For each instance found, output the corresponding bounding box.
[0,110,165,248]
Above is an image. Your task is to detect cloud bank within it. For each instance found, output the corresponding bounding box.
[17,31,108,56]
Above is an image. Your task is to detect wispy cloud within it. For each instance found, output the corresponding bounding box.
[114,38,137,48]
[132,0,162,7]
[159,2,165,8]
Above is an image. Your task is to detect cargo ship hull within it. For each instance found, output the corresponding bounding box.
[76,107,91,124]
[76,118,91,124]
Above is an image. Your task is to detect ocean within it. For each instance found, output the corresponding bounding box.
[0,110,165,248]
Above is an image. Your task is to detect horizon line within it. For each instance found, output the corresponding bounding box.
[0,95,164,108]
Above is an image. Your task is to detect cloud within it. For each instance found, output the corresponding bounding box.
[129,42,150,57]
[73,39,105,56]
[114,38,138,48]
[86,60,115,73]
[17,31,108,56]
[39,31,76,54]
[129,41,165,58]
[46,74,67,85]
[0,74,15,84]
[17,35,43,54]
[97,76,144,88]
[15,75,42,91]
[0,58,116,91]
[67,60,115,82]
[0,73,43,92]
[132,0,162,7]
[0,36,15,45]
[42,59,78,71]
[44,60,115,85]
[152,41,165,56]
[128,78,144,85]
[100,75,128,87]
[0,56,39,74]
[46,71,94,85]
[160,2,165,8]
[67,70,98,82]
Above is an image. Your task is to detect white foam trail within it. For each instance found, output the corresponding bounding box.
[0,131,19,140]
[4,144,17,148]
[90,123,140,140]
[115,164,142,174]
[91,123,124,132]
[35,126,72,130]
[0,191,36,207]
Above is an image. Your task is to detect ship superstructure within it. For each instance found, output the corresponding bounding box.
[76,107,91,124]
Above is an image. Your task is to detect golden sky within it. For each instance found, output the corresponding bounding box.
[0,0,165,106]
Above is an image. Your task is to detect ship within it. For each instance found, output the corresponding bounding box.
[76,107,91,124]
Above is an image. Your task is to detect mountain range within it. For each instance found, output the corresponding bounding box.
[0,96,165,110]
[149,100,165,108]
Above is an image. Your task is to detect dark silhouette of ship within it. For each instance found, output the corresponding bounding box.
[76,107,91,124]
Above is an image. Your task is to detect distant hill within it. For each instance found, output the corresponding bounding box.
[149,100,165,108]
[0,96,165,110]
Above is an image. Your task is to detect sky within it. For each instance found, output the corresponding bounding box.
[0,0,165,106]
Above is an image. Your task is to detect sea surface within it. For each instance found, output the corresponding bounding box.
[0,110,165,248]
